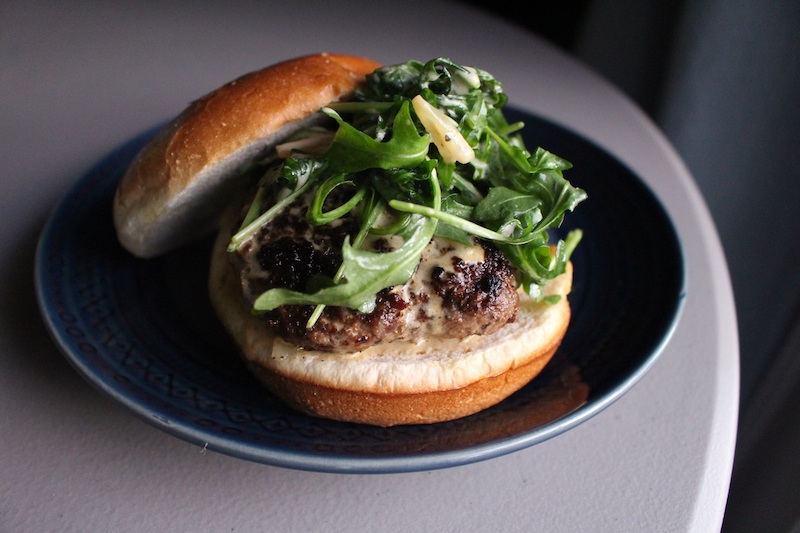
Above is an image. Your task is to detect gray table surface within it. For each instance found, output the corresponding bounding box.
[0,1,738,531]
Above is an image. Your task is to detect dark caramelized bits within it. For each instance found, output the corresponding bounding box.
[430,244,519,338]
[232,193,521,353]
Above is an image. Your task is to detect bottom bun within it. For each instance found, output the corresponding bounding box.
[209,225,573,427]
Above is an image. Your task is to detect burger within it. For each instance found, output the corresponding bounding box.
[113,53,586,426]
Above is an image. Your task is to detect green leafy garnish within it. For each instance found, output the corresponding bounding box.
[322,100,430,174]
[255,163,441,315]
[229,57,587,322]
[254,213,438,314]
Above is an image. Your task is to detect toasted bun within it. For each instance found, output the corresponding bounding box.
[113,53,381,258]
[208,217,574,427]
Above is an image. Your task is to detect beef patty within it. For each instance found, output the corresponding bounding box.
[230,193,520,352]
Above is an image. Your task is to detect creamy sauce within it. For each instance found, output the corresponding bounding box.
[270,331,478,361]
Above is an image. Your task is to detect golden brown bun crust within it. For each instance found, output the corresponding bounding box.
[208,211,574,427]
[247,334,566,426]
[113,53,381,258]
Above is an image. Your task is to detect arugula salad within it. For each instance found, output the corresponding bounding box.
[227,58,587,327]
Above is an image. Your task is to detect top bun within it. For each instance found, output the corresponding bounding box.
[113,53,381,258]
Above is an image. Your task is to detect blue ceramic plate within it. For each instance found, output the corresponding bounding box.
[35,109,685,474]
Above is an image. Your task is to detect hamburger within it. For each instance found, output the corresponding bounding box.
[113,53,586,426]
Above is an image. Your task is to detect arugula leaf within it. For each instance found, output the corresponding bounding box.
[500,229,583,297]
[356,60,426,100]
[434,193,475,245]
[227,159,324,252]
[253,213,437,314]
[307,173,367,226]
[322,100,429,174]
[472,186,543,237]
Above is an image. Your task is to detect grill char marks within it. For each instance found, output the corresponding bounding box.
[430,245,520,339]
